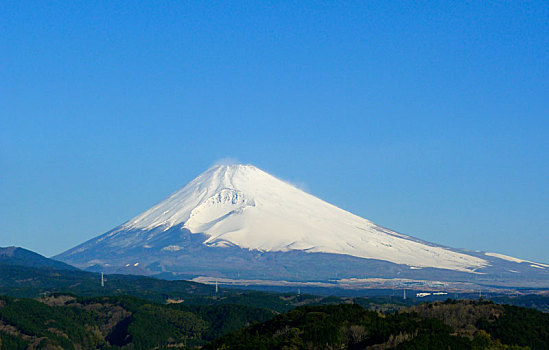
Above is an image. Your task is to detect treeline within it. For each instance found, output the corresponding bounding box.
[0,294,275,349]
[207,300,549,350]
[2,294,549,349]
[0,263,335,313]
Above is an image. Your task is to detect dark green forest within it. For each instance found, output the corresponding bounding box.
[206,300,549,350]
[1,294,548,349]
[1,259,549,349]
[0,293,275,349]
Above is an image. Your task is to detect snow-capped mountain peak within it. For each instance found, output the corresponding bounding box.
[114,164,487,272]
[56,163,549,288]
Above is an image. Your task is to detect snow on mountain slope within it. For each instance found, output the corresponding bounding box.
[484,252,549,268]
[110,164,487,272]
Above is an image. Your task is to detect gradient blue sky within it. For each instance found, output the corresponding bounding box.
[1,1,548,262]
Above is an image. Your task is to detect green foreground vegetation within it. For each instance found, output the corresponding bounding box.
[0,294,548,349]
[1,262,549,349]
[0,293,276,349]
[207,300,549,350]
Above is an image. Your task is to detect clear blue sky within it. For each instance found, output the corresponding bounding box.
[1,1,547,262]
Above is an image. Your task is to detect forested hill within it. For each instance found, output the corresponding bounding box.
[0,262,349,313]
[207,300,549,350]
[1,295,548,349]
[0,293,274,349]
[1,256,549,349]
[0,247,75,271]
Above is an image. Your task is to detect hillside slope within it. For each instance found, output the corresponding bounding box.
[0,246,76,271]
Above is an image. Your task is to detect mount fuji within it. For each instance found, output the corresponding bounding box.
[56,164,549,289]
